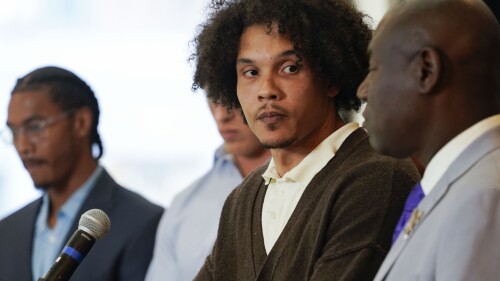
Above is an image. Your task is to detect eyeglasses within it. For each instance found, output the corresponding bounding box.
[0,109,76,145]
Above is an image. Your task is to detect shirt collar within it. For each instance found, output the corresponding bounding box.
[421,114,500,194]
[262,123,359,185]
[35,166,104,233]
[214,144,233,163]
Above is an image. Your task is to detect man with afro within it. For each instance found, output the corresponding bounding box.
[190,0,420,280]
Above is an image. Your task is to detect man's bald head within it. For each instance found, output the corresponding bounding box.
[376,0,500,95]
[358,0,500,165]
[483,0,500,22]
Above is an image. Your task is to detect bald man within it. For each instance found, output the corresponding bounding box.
[484,0,499,20]
[357,0,500,280]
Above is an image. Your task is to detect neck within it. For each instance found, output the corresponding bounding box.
[272,115,345,177]
[417,104,500,168]
[47,155,97,228]
[234,149,271,177]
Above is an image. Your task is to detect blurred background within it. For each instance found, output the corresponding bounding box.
[0,0,392,219]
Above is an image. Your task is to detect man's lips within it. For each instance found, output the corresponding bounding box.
[22,159,46,170]
[220,129,239,141]
[257,111,287,124]
[361,111,370,130]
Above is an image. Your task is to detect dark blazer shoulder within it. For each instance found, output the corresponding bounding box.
[0,198,41,230]
[82,169,163,213]
[77,169,164,236]
[0,197,42,245]
[0,198,42,281]
[71,169,164,281]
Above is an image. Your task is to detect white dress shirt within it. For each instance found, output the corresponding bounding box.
[421,114,500,194]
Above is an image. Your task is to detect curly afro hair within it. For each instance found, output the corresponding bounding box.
[191,0,372,112]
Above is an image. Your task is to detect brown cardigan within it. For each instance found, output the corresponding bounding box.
[195,129,420,281]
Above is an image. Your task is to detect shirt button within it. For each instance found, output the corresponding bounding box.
[270,212,276,220]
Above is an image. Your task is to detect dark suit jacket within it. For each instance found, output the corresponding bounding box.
[0,169,164,281]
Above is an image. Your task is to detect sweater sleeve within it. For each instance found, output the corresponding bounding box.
[309,158,418,281]
[194,255,215,281]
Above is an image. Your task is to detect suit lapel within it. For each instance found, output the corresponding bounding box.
[62,169,116,248]
[375,125,500,280]
[17,199,43,280]
[374,172,451,280]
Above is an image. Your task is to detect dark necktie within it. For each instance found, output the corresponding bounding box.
[392,182,425,244]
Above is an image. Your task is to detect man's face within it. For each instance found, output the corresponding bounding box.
[208,100,265,157]
[357,24,423,158]
[236,24,337,151]
[7,90,80,189]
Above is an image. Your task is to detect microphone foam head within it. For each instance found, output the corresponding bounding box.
[78,209,111,240]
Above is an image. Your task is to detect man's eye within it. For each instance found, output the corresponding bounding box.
[25,122,44,132]
[243,69,258,77]
[283,65,299,74]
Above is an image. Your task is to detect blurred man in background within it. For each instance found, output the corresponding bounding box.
[0,66,164,281]
[145,99,270,281]
[357,0,500,280]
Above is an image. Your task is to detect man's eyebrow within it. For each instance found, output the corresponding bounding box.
[278,49,298,59]
[236,49,299,65]
[236,58,253,65]
[6,115,44,128]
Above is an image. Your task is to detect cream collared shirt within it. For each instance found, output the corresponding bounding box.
[261,122,360,253]
[421,114,500,195]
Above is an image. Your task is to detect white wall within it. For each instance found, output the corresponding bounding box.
[0,0,220,218]
[0,0,390,219]
[355,0,390,27]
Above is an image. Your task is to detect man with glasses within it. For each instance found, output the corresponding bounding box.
[1,109,76,145]
[0,66,164,281]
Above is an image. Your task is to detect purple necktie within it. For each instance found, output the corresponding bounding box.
[392,182,424,244]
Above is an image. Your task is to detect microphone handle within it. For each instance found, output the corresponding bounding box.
[43,229,96,281]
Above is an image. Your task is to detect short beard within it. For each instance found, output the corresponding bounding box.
[34,182,49,191]
[262,139,295,149]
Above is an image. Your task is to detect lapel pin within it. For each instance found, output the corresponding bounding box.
[403,209,423,240]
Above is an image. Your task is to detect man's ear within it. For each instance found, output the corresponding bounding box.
[414,47,441,95]
[73,107,93,138]
[326,82,340,98]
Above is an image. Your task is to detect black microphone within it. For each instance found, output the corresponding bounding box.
[38,209,111,281]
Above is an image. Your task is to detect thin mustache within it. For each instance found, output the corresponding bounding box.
[22,158,45,165]
[220,128,239,134]
[257,103,288,116]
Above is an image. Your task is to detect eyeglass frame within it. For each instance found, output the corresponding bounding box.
[0,108,77,145]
